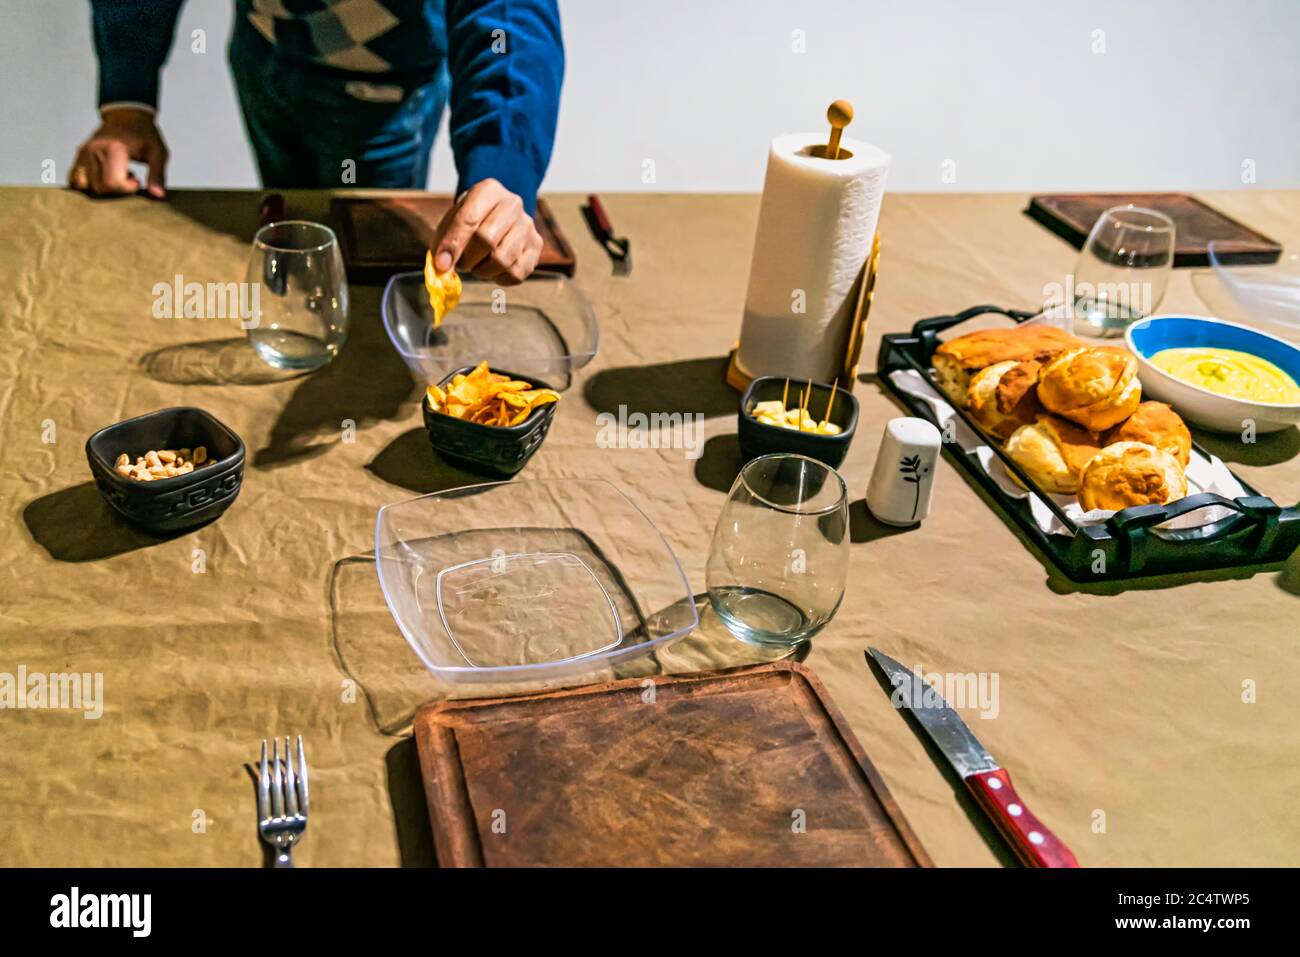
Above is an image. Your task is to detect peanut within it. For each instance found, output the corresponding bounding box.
[119,445,214,482]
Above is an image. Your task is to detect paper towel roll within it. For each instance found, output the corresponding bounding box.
[736,132,890,383]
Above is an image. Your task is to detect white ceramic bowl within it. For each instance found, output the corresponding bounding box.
[1125,314,1300,433]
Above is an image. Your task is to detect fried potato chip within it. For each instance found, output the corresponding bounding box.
[424,361,561,428]
[424,249,463,329]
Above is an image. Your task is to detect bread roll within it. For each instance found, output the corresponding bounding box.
[932,325,1080,407]
[1078,441,1188,512]
[1037,347,1141,431]
[966,359,1043,441]
[1102,401,1191,468]
[1004,414,1103,494]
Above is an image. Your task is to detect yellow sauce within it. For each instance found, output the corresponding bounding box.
[1151,347,1300,405]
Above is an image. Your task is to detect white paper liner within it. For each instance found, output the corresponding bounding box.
[888,368,1248,536]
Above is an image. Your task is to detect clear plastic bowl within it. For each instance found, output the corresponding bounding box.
[374,479,698,684]
[381,270,598,391]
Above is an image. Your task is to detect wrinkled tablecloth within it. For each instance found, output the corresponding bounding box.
[1,186,1296,866]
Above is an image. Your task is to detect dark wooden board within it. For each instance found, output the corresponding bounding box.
[412,661,932,867]
[1026,192,1282,267]
[331,195,576,283]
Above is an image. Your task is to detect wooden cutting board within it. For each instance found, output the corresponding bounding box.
[331,195,576,283]
[412,662,931,867]
[1026,192,1282,267]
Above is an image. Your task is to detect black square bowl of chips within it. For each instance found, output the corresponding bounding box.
[422,366,559,476]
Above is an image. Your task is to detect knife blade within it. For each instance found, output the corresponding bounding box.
[866,648,1079,868]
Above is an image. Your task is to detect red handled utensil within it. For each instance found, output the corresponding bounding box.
[581,194,632,276]
[259,192,287,227]
[866,648,1080,868]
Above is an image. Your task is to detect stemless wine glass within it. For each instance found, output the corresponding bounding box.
[1071,205,1175,337]
[706,453,849,648]
[244,221,349,370]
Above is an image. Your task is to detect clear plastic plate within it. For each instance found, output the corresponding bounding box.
[374,479,698,684]
[1200,243,1300,343]
[381,270,598,390]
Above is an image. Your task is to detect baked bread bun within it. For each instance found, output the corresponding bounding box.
[966,359,1044,441]
[1037,347,1141,431]
[1103,401,1192,468]
[1004,414,1103,494]
[1078,441,1188,512]
[932,325,1080,406]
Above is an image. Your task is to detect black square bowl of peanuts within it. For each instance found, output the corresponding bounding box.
[85,407,246,534]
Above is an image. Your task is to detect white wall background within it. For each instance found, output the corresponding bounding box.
[2,0,1298,192]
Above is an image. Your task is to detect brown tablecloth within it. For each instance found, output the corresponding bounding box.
[1,186,1296,867]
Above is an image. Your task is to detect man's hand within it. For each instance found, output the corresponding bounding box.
[432,179,543,285]
[69,108,168,198]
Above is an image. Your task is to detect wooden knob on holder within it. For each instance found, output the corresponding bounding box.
[825,100,853,159]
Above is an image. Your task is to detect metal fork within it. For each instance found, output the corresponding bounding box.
[258,735,309,868]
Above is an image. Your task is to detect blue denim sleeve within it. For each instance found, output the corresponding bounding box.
[445,0,564,215]
[91,0,186,108]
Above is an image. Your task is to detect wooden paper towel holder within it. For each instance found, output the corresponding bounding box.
[726,232,882,393]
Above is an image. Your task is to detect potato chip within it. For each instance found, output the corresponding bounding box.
[425,361,561,428]
[424,249,463,329]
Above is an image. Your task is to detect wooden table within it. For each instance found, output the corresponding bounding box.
[1,186,1296,866]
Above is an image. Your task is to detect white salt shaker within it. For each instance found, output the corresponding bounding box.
[866,417,941,526]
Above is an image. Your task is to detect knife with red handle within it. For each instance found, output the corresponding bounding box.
[867,648,1080,868]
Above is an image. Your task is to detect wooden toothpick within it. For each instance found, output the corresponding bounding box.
[820,377,839,430]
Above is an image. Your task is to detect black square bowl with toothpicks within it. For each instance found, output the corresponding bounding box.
[738,376,859,468]
[85,407,246,534]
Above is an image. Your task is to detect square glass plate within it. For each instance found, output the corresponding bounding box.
[436,552,622,668]
[375,479,698,684]
[381,271,598,391]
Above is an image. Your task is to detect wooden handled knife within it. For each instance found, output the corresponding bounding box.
[866,648,1079,868]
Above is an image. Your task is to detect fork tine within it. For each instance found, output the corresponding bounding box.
[297,735,309,818]
[258,739,271,821]
[271,737,286,819]
[284,735,299,817]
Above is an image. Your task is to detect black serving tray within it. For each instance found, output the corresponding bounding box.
[875,305,1300,582]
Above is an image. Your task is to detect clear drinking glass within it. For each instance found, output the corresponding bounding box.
[706,453,849,647]
[244,221,349,370]
[1071,205,1175,337]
